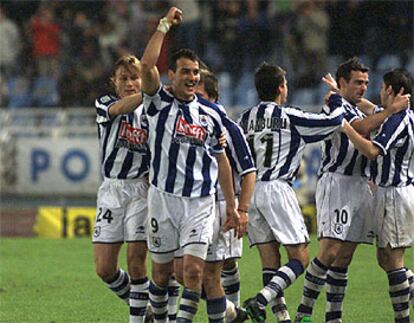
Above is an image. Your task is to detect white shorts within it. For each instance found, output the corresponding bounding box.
[93,177,149,243]
[147,186,215,261]
[205,199,243,262]
[375,185,414,248]
[316,173,374,243]
[248,180,309,246]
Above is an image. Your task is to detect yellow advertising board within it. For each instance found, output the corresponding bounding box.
[34,207,96,238]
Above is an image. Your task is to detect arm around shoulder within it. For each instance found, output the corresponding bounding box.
[341,121,380,160]
[108,93,142,118]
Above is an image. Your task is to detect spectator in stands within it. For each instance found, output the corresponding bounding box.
[27,3,61,79]
[0,7,22,78]
[292,0,329,88]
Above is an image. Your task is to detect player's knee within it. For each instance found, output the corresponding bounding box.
[152,269,172,287]
[298,253,310,268]
[203,268,221,287]
[175,271,184,285]
[95,264,118,282]
[376,250,390,271]
[223,259,237,271]
[183,263,203,285]
[127,262,146,279]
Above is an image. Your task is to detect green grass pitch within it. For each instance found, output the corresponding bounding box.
[0,236,412,322]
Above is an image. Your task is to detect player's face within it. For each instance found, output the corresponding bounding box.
[196,82,214,103]
[340,71,369,104]
[278,77,288,104]
[114,66,141,98]
[169,58,200,101]
[380,82,392,107]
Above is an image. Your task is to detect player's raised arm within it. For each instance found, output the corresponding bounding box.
[140,7,183,95]
[108,93,142,118]
[350,88,410,137]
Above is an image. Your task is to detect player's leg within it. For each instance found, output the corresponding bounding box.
[406,267,414,308]
[176,194,216,322]
[203,261,227,323]
[94,243,129,303]
[125,184,151,323]
[150,257,175,323]
[127,241,150,323]
[295,238,342,322]
[375,185,414,322]
[324,242,357,323]
[245,242,306,323]
[377,246,410,322]
[177,252,205,322]
[93,185,130,304]
[258,242,291,323]
[167,275,181,322]
[222,258,240,305]
[147,187,180,322]
[245,181,309,322]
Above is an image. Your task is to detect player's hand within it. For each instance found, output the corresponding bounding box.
[165,7,183,26]
[218,131,227,148]
[323,90,337,104]
[322,73,339,93]
[388,87,411,114]
[222,207,240,238]
[236,209,248,239]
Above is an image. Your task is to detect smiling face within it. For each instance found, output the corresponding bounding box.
[339,70,369,104]
[114,65,141,98]
[169,57,200,101]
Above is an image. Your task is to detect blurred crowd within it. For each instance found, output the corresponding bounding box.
[0,0,413,110]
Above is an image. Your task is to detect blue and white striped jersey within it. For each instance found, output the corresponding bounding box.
[95,94,149,179]
[238,94,344,183]
[318,99,369,177]
[206,100,255,201]
[143,86,229,198]
[370,109,414,187]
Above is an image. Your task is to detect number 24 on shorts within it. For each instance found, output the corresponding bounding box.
[96,208,114,224]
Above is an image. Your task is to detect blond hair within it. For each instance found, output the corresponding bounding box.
[110,54,141,92]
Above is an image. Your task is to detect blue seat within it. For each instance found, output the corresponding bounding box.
[6,77,33,108]
[32,77,59,107]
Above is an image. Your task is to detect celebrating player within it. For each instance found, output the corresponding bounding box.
[341,68,413,323]
[140,7,241,322]
[295,58,409,323]
[198,69,256,322]
[240,62,345,323]
[93,55,151,323]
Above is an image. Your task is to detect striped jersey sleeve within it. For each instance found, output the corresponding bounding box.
[216,116,256,201]
[143,86,228,198]
[95,94,149,180]
[95,94,118,124]
[318,99,369,177]
[370,109,414,187]
[238,94,344,182]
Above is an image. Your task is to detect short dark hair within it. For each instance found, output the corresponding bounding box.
[254,62,286,101]
[200,71,219,102]
[383,68,412,97]
[336,57,369,87]
[168,48,200,71]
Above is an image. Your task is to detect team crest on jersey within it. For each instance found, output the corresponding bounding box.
[174,116,207,146]
[334,223,343,235]
[117,120,148,153]
[93,226,101,238]
[199,115,209,127]
[152,236,161,248]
